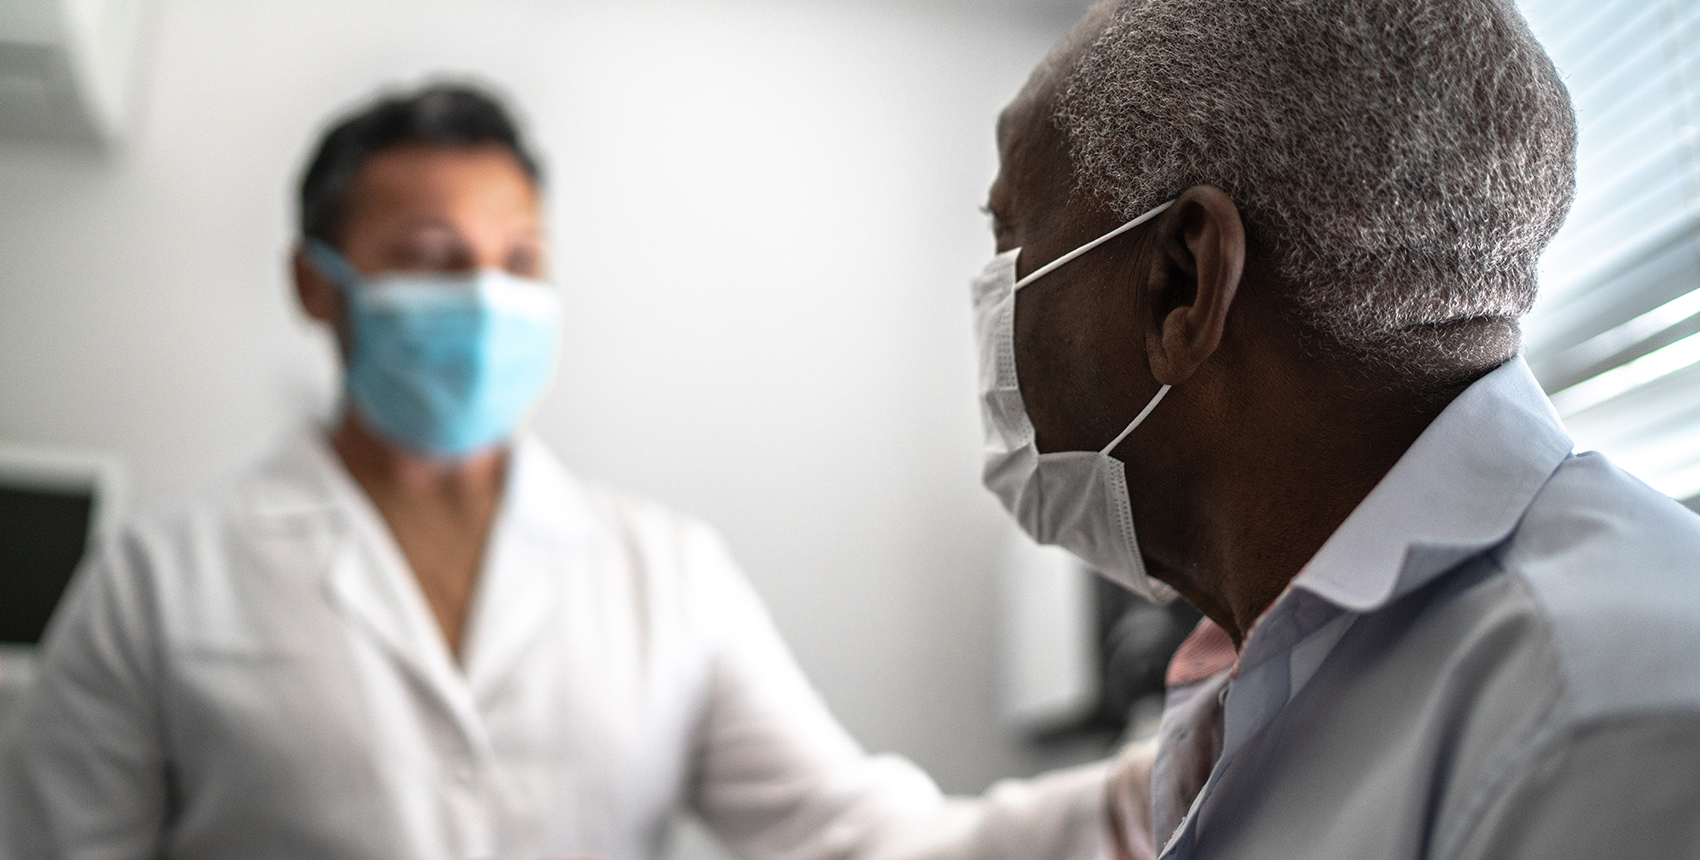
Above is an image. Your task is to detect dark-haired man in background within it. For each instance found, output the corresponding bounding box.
[977,1,1700,858]
[0,84,1139,860]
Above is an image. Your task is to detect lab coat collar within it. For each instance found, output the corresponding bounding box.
[1289,356,1574,613]
[295,432,489,744]
[458,433,594,693]
[280,430,594,733]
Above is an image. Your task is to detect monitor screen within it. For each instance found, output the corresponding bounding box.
[0,484,95,644]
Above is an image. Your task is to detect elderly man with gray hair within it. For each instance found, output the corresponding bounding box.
[976,1,1700,858]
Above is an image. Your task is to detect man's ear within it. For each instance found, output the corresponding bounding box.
[292,247,342,325]
[1143,185,1245,385]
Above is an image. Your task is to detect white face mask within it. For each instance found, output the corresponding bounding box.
[973,200,1179,602]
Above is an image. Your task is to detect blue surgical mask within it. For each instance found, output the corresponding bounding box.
[307,242,562,458]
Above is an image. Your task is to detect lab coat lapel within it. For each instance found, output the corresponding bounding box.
[324,542,468,707]
[302,435,495,755]
[460,435,585,699]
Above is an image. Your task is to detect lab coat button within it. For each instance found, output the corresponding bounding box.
[454,765,475,785]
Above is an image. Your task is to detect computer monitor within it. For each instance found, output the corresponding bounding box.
[0,446,124,646]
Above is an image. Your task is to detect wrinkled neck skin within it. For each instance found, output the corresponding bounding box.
[1140,305,1468,648]
[329,409,507,516]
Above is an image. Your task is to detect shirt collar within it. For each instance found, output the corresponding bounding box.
[1290,356,1574,613]
[258,428,592,549]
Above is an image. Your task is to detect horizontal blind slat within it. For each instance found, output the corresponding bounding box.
[1529,214,1700,356]
[1559,357,1700,499]
[1566,19,1672,108]
[1520,1,1700,498]
[1538,0,1659,61]
[1536,186,1696,307]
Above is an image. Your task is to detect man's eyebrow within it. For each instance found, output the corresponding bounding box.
[382,215,470,240]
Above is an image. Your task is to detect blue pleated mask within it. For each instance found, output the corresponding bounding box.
[307,242,562,458]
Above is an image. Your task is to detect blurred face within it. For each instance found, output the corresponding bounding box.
[292,143,560,459]
[339,143,544,280]
[295,143,546,344]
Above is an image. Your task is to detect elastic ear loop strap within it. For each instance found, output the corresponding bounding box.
[1014,200,1175,291]
[996,198,1177,455]
[1100,384,1170,455]
[305,239,363,293]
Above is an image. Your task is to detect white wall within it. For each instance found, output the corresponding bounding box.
[0,0,1096,800]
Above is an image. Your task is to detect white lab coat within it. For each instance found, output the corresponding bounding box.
[0,432,1111,860]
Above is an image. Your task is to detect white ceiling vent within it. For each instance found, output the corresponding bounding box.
[0,0,149,146]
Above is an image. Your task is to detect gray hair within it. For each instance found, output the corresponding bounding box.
[1057,0,1577,381]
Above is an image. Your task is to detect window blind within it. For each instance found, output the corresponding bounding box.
[1519,0,1700,504]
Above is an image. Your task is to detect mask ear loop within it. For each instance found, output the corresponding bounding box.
[1099,384,1170,456]
[1014,200,1175,291]
[1002,198,1179,456]
[303,241,371,416]
[304,239,364,294]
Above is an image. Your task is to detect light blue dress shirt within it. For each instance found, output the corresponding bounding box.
[1152,357,1700,859]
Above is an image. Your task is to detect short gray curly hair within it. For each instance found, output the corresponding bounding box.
[1057,0,1577,380]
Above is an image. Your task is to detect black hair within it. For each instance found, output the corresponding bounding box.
[297,82,543,247]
